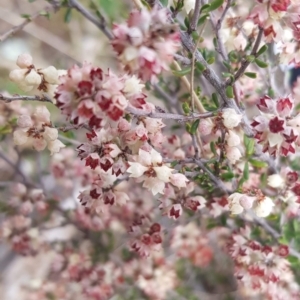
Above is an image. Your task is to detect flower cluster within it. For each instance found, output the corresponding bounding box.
[251,95,300,157]
[112,7,180,82]
[228,191,274,217]
[227,227,299,299]
[13,106,65,155]
[9,53,60,96]
[55,63,146,127]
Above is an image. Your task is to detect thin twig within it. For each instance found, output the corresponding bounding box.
[68,0,113,40]
[190,0,201,32]
[0,5,56,42]
[0,151,33,187]
[126,106,216,121]
[0,94,53,104]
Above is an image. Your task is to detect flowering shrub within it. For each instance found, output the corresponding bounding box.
[2,0,300,299]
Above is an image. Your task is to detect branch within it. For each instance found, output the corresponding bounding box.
[126,106,216,121]
[68,0,113,40]
[0,5,57,42]
[0,94,53,104]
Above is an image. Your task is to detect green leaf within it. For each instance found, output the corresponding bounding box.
[185,123,191,133]
[248,159,268,168]
[206,56,215,65]
[221,172,234,181]
[197,14,209,26]
[211,93,219,108]
[207,0,224,11]
[28,0,36,2]
[39,10,50,19]
[228,51,238,63]
[171,160,178,167]
[246,55,255,62]
[64,8,72,23]
[223,61,231,71]
[244,135,255,156]
[200,4,211,13]
[0,124,12,135]
[190,119,200,134]
[256,45,268,57]
[195,62,206,72]
[244,72,257,79]
[287,255,299,265]
[255,58,268,68]
[21,14,31,19]
[182,102,190,114]
[172,67,191,77]
[225,86,234,98]
[210,142,217,156]
[243,162,249,181]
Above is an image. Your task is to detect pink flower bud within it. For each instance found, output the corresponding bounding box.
[199,119,213,136]
[13,129,28,145]
[40,66,59,84]
[11,183,27,196]
[9,69,27,83]
[29,189,45,202]
[24,69,42,86]
[17,115,33,128]
[239,196,255,210]
[16,53,33,68]
[33,106,51,123]
[227,130,241,147]
[43,127,58,142]
[32,138,47,151]
[226,146,242,164]
[170,173,188,188]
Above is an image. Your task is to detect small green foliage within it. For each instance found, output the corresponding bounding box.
[244,72,257,79]
[172,67,191,77]
[255,58,268,68]
[64,8,72,23]
[190,119,200,134]
[256,45,268,57]
[248,158,268,168]
[244,135,255,156]
[225,86,234,98]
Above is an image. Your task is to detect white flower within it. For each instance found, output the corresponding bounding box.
[267,174,285,189]
[228,193,244,214]
[222,108,242,129]
[228,193,255,214]
[47,139,65,155]
[127,148,176,195]
[16,53,33,68]
[154,165,173,182]
[184,0,196,14]
[253,197,274,217]
[127,162,148,177]
[123,75,144,95]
